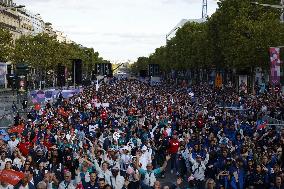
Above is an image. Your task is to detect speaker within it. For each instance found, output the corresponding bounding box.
[95,63,103,75]
[148,64,160,76]
[105,63,113,77]
[57,64,65,87]
[7,64,12,75]
[139,70,147,77]
[72,59,82,85]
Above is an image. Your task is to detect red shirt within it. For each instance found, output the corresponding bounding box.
[18,142,31,156]
[168,139,180,154]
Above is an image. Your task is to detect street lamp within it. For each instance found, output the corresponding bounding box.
[252,1,284,22]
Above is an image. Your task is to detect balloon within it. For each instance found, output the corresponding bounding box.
[35,103,40,111]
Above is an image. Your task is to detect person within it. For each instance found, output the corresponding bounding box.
[83,172,99,189]
[8,134,19,155]
[188,148,209,189]
[94,161,112,185]
[36,181,47,189]
[205,178,216,189]
[0,181,14,189]
[58,170,81,189]
[137,154,170,188]
[14,169,36,189]
[168,132,180,175]
[270,176,284,189]
[109,166,124,189]
[98,178,106,189]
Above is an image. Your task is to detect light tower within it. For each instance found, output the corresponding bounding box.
[202,0,208,19]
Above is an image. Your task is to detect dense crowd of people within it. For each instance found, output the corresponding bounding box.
[0,77,284,189]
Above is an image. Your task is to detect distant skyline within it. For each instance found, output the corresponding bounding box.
[14,0,218,62]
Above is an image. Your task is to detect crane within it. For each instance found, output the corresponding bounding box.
[202,0,208,19]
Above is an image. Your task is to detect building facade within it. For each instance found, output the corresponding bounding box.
[44,22,56,37]
[17,8,33,36]
[31,14,44,35]
[0,5,21,40]
[0,0,13,7]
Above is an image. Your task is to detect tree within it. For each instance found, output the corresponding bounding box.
[0,28,13,62]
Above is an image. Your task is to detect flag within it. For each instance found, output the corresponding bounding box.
[0,129,10,141]
[257,120,268,130]
[0,169,25,185]
[8,124,24,134]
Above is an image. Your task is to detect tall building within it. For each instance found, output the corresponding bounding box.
[0,4,21,40]
[0,0,13,7]
[44,22,56,37]
[17,8,33,36]
[31,14,44,35]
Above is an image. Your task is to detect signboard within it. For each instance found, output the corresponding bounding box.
[269,47,281,85]
[239,75,248,94]
[215,73,222,88]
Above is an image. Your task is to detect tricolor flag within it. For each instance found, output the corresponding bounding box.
[257,120,268,130]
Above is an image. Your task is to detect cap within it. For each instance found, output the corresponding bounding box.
[141,146,147,151]
[5,158,12,163]
[112,166,119,170]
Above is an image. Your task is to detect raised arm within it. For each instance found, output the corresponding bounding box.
[160,155,171,172]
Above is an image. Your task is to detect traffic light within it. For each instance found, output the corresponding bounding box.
[148,64,160,76]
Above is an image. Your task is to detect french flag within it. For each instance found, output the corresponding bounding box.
[257,120,268,130]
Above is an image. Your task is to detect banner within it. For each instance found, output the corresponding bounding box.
[0,169,25,185]
[239,75,248,93]
[8,124,25,134]
[30,88,83,104]
[270,47,281,85]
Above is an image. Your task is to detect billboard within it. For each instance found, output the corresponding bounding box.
[269,47,281,85]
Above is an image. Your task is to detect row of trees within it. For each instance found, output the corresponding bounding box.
[0,29,109,82]
[131,0,284,76]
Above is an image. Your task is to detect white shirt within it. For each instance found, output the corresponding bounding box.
[188,153,209,181]
[109,175,125,189]
[139,151,152,170]
[8,139,19,153]
[58,176,81,189]
[94,159,112,185]
[13,157,25,169]
[0,184,14,189]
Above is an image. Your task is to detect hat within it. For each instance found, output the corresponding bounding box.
[112,166,119,170]
[121,146,129,151]
[5,158,12,163]
[196,154,202,158]
[141,146,147,151]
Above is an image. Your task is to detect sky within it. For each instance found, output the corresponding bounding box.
[14,0,218,63]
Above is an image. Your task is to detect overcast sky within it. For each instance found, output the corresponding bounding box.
[14,0,218,62]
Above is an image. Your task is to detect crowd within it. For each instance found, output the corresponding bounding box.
[0,77,283,189]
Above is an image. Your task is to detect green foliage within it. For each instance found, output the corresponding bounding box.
[0,28,13,62]
[10,33,104,78]
[132,0,284,73]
